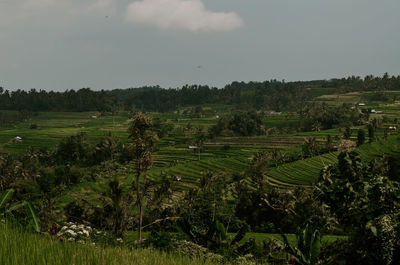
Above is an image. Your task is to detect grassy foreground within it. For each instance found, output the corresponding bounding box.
[0,224,218,265]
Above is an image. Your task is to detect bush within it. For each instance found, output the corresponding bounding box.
[37,168,56,192]
[209,111,265,137]
[29,123,38,129]
[222,145,231,151]
[56,133,92,164]
[337,139,356,152]
[69,166,85,184]
[172,240,224,263]
[145,231,174,252]
[56,222,123,246]
[54,165,85,186]
[64,201,85,222]
[357,129,366,146]
[57,222,93,243]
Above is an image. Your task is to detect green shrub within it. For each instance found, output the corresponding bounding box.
[146,231,174,252]
[172,240,224,263]
[29,123,38,129]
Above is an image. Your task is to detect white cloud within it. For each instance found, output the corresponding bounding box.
[125,0,243,32]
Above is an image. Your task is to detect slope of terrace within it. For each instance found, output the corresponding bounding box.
[266,136,400,187]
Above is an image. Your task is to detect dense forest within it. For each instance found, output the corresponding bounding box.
[1,74,400,112]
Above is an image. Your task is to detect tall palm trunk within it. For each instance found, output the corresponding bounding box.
[138,201,143,242]
[136,169,143,242]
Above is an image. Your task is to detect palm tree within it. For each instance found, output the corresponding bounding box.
[302,137,318,157]
[194,126,207,160]
[312,121,322,132]
[127,113,157,242]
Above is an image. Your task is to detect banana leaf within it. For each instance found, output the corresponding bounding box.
[0,189,14,210]
[25,202,41,233]
[6,201,27,213]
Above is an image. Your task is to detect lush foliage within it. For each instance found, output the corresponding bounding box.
[209,111,265,137]
[317,152,400,264]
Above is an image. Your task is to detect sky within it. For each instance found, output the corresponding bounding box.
[0,0,399,91]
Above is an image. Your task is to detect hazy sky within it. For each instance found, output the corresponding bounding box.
[0,0,399,91]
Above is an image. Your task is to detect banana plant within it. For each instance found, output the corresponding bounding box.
[0,188,14,210]
[280,222,321,265]
[0,188,41,232]
[178,219,248,251]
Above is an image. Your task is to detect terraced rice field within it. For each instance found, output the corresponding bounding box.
[150,156,249,186]
[314,92,362,106]
[211,136,305,147]
[266,136,400,187]
[2,101,400,191]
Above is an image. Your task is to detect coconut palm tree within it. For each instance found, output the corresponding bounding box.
[127,113,157,242]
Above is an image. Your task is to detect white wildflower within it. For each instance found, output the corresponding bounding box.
[66,230,77,236]
[83,230,89,237]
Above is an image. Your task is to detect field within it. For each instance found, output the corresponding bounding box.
[0,223,219,265]
[1,94,400,219]
[1,90,400,192]
[267,136,400,187]
[0,111,130,155]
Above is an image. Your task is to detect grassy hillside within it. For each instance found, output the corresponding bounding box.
[0,223,219,265]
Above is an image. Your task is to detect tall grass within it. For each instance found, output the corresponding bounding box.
[0,223,219,265]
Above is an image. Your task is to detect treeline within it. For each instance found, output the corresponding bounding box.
[2,74,400,112]
[0,87,120,112]
[329,73,400,93]
[111,81,312,112]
